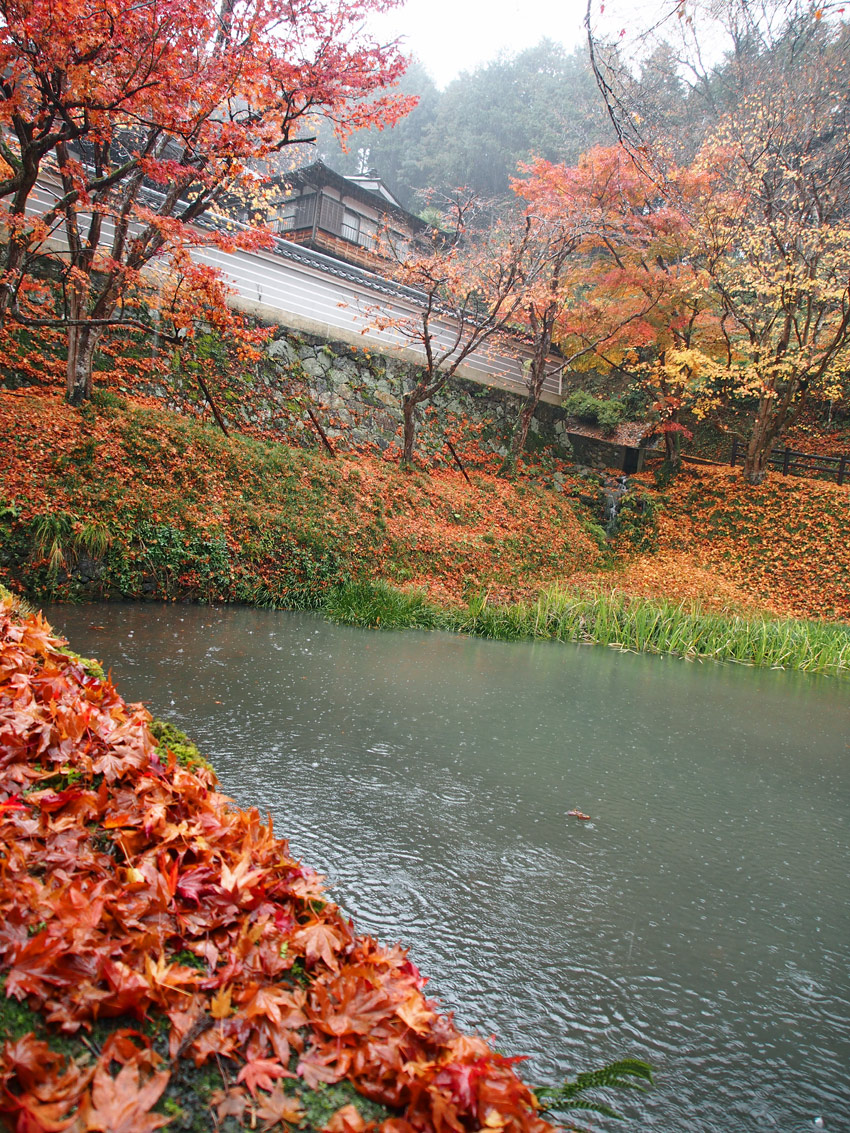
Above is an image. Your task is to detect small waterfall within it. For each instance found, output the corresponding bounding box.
[602,474,629,537]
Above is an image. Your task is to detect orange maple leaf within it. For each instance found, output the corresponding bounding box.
[396,993,436,1034]
[210,984,234,1020]
[210,1086,249,1122]
[220,851,266,897]
[78,1059,170,1133]
[293,921,344,970]
[241,984,307,1029]
[323,1102,371,1133]
[253,1084,305,1131]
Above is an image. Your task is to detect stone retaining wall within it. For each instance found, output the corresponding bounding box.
[155,328,575,463]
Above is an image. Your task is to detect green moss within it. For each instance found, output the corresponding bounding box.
[159,1057,243,1133]
[56,645,106,681]
[89,388,128,412]
[296,1078,392,1129]
[149,719,214,773]
[0,976,157,1065]
[0,976,43,1044]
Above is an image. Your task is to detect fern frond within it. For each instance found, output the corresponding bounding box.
[535,1058,653,1123]
[573,1059,654,1094]
[546,1096,625,1118]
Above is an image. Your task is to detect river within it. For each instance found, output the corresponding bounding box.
[45,602,850,1132]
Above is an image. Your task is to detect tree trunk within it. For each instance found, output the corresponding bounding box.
[741,362,812,483]
[0,174,40,328]
[743,411,774,484]
[501,327,553,477]
[743,391,788,484]
[0,239,26,328]
[65,323,102,406]
[663,425,682,470]
[502,395,538,476]
[401,394,417,466]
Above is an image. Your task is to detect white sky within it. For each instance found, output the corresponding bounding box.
[368,0,593,88]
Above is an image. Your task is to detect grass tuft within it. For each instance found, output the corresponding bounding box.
[468,587,850,677]
[324,580,448,631]
[310,580,850,677]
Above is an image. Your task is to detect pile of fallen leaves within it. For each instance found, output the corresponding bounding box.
[0,598,555,1133]
[573,465,850,621]
[0,390,602,609]
[645,466,850,620]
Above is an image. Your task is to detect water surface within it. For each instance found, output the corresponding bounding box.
[46,603,850,1132]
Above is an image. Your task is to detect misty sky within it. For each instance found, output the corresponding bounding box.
[369,0,592,87]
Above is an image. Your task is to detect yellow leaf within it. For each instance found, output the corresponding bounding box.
[210,984,234,1020]
[483,1109,507,1128]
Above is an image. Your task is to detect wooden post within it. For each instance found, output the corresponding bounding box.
[194,369,230,437]
[838,455,847,486]
[782,446,791,475]
[730,436,738,466]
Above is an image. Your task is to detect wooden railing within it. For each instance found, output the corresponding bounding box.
[729,437,849,485]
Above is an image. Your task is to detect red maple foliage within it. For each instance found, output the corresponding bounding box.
[0,0,414,405]
[0,598,556,1133]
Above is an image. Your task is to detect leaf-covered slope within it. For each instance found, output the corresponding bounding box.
[0,598,556,1132]
[1,388,846,625]
[0,390,602,608]
[601,466,850,621]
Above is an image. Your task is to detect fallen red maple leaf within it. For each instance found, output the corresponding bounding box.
[293,920,346,971]
[0,793,28,815]
[253,1083,306,1131]
[236,1057,291,1098]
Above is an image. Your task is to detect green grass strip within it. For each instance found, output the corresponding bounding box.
[319,581,850,678]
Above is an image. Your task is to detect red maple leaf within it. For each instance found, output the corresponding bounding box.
[292,920,345,970]
[236,1057,290,1098]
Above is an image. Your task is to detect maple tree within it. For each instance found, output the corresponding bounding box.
[504,145,708,472]
[585,1,850,482]
[683,89,850,479]
[373,192,534,465]
[0,0,413,405]
[496,195,587,476]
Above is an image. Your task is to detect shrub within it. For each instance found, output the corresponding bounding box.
[563,390,624,433]
[614,488,660,552]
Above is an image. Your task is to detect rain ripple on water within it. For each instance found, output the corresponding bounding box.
[44,603,850,1133]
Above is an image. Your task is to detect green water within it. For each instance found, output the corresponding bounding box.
[47,603,850,1132]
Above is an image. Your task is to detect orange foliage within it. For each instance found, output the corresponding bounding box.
[1,390,846,620]
[578,465,850,621]
[0,390,603,607]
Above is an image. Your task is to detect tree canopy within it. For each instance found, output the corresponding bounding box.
[0,0,412,402]
[311,40,615,208]
[576,0,850,480]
